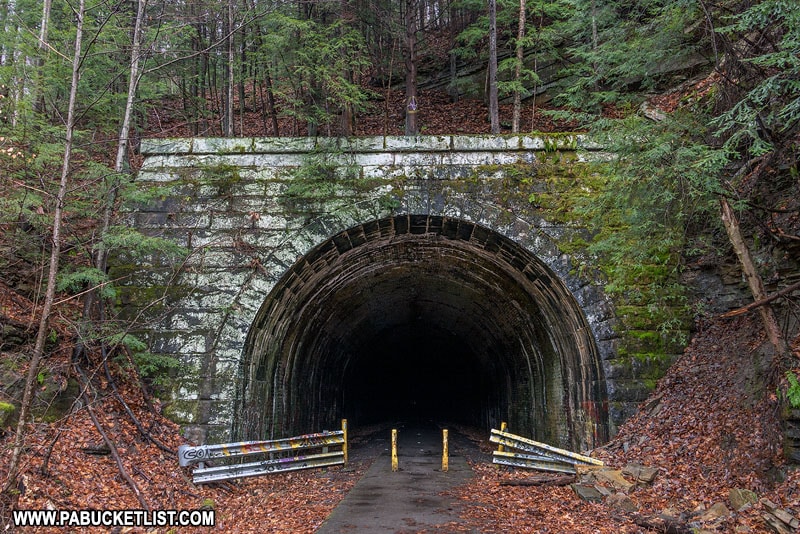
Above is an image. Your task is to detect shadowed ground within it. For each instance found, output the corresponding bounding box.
[316,423,479,533]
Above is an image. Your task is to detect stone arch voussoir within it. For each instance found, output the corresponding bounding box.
[232,192,614,450]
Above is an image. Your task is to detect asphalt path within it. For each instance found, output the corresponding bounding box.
[316,422,479,533]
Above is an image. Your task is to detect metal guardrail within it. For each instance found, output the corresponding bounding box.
[178,430,345,467]
[192,451,345,484]
[178,422,348,484]
[493,450,580,474]
[489,428,603,474]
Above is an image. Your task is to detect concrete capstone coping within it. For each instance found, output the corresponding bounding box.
[139,134,597,156]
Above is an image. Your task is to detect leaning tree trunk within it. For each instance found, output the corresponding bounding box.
[75,0,149,344]
[720,197,790,366]
[4,0,85,493]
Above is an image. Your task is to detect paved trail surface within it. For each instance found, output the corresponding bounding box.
[316,423,478,533]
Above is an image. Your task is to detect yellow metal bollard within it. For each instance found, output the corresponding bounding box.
[496,422,507,470]
[442,429,449,472]
[391,429,398,472]
[342,419,348,466]
[497,421,507,453]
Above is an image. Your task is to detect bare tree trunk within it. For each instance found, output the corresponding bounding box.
[383,38,396,136]
[720,197,790,363]
[590,0,599,85]
[4,0,85,493]
[224,0,235,137]
[37,0,52,67]
[529,53,538,131]
[1,0,23,126]
[115,0,147,174]
[448,49,458,103]
[31,0,53,114]
[265,68,279,135]
[512,0,526,133]
[239,22,247,135]
[69,0,148,361]
[340,81,354,136]
[0,0,11,65]
[245,0,279,135]
[340,0,354,136]
[404,0,418,135]
[488,0,500,134]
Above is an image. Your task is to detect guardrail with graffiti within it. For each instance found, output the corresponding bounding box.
[178,421,348,484]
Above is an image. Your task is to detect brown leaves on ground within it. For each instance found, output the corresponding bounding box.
[0,363,365,534]
[142,88,578,143]
[455,468,630,534]
[446,315,798,533]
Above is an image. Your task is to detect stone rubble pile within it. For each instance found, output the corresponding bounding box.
[562,463,799,533]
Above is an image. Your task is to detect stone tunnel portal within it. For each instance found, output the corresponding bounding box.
[235,215,608,450]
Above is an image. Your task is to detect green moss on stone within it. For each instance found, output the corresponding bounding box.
[640,378,659,391]
[198,163,243,196]
[163,399,199,424]
[0,401,15,426]
[542,134,579,153]
[557,236,591,255]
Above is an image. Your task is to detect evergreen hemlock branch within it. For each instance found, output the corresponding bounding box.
[282,148,360,201]
[56,267,117,299]
[713,0,800,157]
[259,13,374,130]
[785,372,800,409]
[555,0,702,113]
[107,332,180,384]
[99,226,187,261]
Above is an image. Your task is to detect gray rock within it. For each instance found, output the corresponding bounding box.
[729,488,758,511]
[571,483,604,503]
[698,501,730,523]
[622,463,659,484]
[606,492,638,513]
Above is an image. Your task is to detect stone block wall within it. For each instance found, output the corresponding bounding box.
[118,134,689,444]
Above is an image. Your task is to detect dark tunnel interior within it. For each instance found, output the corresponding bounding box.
[236,215,608,450]
[341,326,485,425]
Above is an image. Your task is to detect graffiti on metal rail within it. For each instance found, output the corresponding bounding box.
[190,452,345,484]
[178,430,344,467]
[178,426,348,482]
[179,447,208,463]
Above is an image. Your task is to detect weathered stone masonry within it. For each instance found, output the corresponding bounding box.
[118,134,677,450]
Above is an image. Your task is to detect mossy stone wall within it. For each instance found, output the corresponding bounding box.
[119,135,690,444]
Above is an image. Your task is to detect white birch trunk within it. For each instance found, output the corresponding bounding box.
[114,0,147,174]
[4,0,85,492]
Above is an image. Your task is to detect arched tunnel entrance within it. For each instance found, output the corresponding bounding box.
[234,215,608,450]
